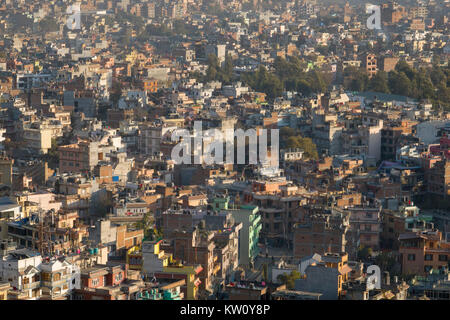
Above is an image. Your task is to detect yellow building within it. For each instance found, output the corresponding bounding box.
[126,246,144,271]
[0,282,10,300]
[15,195,38,218]
[163,265,202,300]
[140,240,202,300]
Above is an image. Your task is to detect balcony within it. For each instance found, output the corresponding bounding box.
[259,207,284,214]
[23,282,41,290]
[250,244,260,258]
[41,277,68,287]
[360,230,381,235]
[251,215,261,226]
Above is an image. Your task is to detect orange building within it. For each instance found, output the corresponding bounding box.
[399,230,450,275]
[365,54,377,78]
[143,78,158,93]
[116,225,144,253]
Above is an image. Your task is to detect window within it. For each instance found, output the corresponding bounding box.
[42,272,51,281]
[407,254,416,261]
[438,255,448,262]
[425,254,433,261]
[91,278,99,287]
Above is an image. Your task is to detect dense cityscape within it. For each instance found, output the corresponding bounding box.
[0,0,449,302]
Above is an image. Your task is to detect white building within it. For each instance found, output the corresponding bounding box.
[222,82,249,99]
[40,259,80,299]
[0,249,42,300]
[416,120,450,145]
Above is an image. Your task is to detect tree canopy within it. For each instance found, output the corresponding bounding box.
[277,270,301,289]
[280,127,319,160]
[342,60,450,109]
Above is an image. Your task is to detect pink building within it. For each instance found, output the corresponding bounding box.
[25,191,62,212]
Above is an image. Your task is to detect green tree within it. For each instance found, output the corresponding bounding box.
[284,135,319,160]
[222,55,234,83]
[40,138,59,170]
[413,72,434,99]
[357,245,373,261]
[39,17,59,33]
[307,70,328,93]
[135,212,155,239]
[242,65,283,100]
[389,71,412,96]
[368,71,389,93]
[395,60,415,80]
[316,45,329,56]
[430,65,446,86]
[343,66,369,92]
[277,270,301,289]
[296,79,312,96]
[280,127,296,145]
[285,136,302,149]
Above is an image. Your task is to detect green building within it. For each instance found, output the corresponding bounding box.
[213,197,262,267]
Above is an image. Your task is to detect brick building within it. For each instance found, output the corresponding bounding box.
[399,230,450,275]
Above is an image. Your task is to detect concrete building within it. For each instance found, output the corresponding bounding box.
[22,123,52,154]
[205,44,226,65]
[142,240,172,275]
[293,211,351,259]
[295,252,352,300]
[0,156,13,188]
[346,205,382,250]
[163,228,215,293]
[40,259,80,299]
[213,197,262,268]
[365,54,378,78]
[0,249,42,300]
